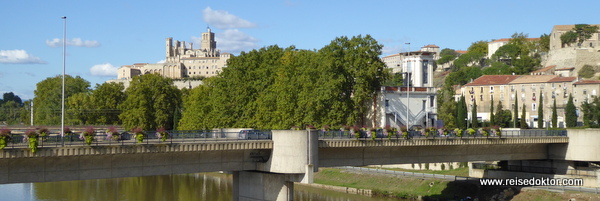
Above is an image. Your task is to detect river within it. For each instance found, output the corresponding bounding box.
[0,173,400,201]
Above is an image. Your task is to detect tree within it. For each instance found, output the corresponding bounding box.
[538,33,550,53]
[573,24,600,45]
[382,72,404,86]
[520,104,527,129]
[565,94,577,127]
[538,90,544,128]
[66,92,93,125]
[471,99,478,128]
[513,92,518,128]
[437,48,457,65]
[490,96,495,126]
[436,85,457,129]
[578,65,596,78]
[119,74,181,130]
[561,24,599,47]
[456,95,467,129]
[90,82,125,125]
[495,101,511,128]
[581,96,600,127]
[178,35,387,130]
[33,75,90,125]
[552,98,558,128]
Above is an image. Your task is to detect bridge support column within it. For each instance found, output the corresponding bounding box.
[233,171,303,201]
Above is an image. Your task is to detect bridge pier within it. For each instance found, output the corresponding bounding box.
[233,171,304,201]
[233,129,318,200]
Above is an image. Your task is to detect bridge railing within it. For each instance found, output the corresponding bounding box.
[2,130,272,149]
[317,129,567,140]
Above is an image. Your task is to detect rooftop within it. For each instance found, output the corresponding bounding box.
[531,65,556,74]
[464,75,521,86]
[510,75,557,84]
[548,76,577,83]
[574,80,600,85]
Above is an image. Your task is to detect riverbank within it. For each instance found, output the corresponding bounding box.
[312,168,600,200]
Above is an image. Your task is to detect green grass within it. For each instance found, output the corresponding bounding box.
[314,168,478,199]
[378,166,470,177]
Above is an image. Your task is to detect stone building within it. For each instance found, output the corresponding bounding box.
[117,27,231,80]
[544,24,600,75]
[460,74,587,128]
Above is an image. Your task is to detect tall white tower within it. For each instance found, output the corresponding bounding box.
[201,27,216,51]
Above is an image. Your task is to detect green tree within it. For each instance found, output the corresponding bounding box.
[513,92,519,128]
[456,95,467,129]
[581,96,600,127]
[495,101,511,128]
[437,48,457,65]
[33,75,91,125]
[538,33,550,53]
[560,31,578,47]
[537,90,544,128]
[471,99,478,128]
[565,94,578,127]
[490,96,495,126]
[573,24,600,45]
[179,35,387,130]
[66,92,93,125]
[520,103,527,129]
[578,65,596,78]
[119,74,181,130]
[552,98,558,128]
[90,82,125,125]
[436,85,456,129]
[382,72,404,86]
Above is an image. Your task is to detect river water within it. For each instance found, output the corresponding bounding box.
[0,173,399,201]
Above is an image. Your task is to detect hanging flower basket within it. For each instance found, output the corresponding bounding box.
[38,128,49,142]
[106,126,120,141]
[24,130,39,153]
[132,127,145,143]
[454,128,463,137]
[155,127,169,142]
[80,127,95,145]
[0,128,12,150]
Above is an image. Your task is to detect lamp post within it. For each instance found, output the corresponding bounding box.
[61,16,66,146]
[404,42,411,130]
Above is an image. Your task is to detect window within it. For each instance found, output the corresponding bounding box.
[422,60,428,84]
[500,86,504,92]
[500,93,504,100]
[521,85,525,92]
[480,87,483,93]
[480,95,483,101]
[385,99,389,107]
[490,86,494,93]
[521,94,525,100]
[511,85,515,92]
[583,90,587,95]
[532,84,536,90]
[532,103,537,111]
[552,83,555,88]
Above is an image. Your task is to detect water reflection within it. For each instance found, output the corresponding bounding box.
[0,173,399,201]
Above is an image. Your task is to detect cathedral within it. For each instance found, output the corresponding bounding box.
[117,28,231,80]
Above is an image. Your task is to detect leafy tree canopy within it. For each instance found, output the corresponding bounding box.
[33,75,90,125]
[578,65,596,78]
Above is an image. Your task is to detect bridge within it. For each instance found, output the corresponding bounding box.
[0,128,587,201]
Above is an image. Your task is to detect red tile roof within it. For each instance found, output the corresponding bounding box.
[455,50,468,54]
[510,75,557,84]
[555,67,575,71]
[531,65,556,74]
[464,75,521,86]
[548,76,577,83]
[574,80,600,85]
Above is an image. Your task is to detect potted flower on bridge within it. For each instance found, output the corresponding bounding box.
[38,128,49,142]
[24,129,39,153]
[81,127,95,145]
[156,127,169,142]
[132,127,145,143]
[0,128,11,150]
[106,126,120,141]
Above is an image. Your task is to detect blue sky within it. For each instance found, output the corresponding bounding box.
[1,0,599,100]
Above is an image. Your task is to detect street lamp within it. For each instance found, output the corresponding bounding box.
[404,42,411,130]
[61,16,66,146]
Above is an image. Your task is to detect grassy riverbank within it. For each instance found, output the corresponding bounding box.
[313,168,600,200]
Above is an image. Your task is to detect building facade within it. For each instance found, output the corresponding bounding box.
[117,28,231,80]
[460,74,595,128]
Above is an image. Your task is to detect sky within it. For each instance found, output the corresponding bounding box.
[1,0,599,100]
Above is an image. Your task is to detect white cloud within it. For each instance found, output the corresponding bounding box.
[192,29,259,54]
[202,7,256,29]
[0,50,46,64]
[156,60,166,64]
[46,38,101,47]
[90,63,118,77]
